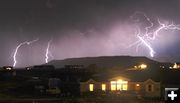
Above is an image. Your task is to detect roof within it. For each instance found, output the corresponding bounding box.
[80,71,161,83]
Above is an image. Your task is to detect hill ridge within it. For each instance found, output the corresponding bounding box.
[45,56,159,68]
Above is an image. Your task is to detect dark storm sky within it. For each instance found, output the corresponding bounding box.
[0,0,180,67]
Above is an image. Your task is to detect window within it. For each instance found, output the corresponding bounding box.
[102,84,106,91]
[148,85,152,92]
[111,80,128,91]
[89,84,94,91]
[117,80,122,90]
[122,84,128,90]
[111,81,116,91]
[117,80,128,91]
[147,84,153,92]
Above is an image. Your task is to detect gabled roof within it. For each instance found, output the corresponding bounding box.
[80,70,161,83]
[144,79,160,84]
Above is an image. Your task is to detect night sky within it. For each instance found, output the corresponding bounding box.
[0,0,180,67]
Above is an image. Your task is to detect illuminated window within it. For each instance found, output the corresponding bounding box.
[111,81,116,91]
[122,84,128,90]
[117,80,128,91]
[111,80,128,91]
[117,80,122,90]
[89,84,94,91]
[102,84,106,91]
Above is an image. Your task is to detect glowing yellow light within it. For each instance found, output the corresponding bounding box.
[111,81,116,91]
[135,84,140,90]
[134,66,137,68]
[139,64,147,69]
[89,84,94,91]
[102,84,106,91]
[117,80,122,90]
[6,67,12,70]
[136,84,140,87]
[111,80,128,91]
[173,63,179,69]
[117,80,122,84]
[122,84,128,90]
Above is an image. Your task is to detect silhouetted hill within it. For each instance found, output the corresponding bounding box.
[153,56,180,63]
[45,56,160,69]
[44,56,180,85]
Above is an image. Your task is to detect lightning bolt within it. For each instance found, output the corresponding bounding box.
[130,12,180,57]
[137,36,155,57]
[45,39,53,63]
[13,39,39,67]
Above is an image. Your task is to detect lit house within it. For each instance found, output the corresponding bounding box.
[172,63,180,69]
[0,66,16,78]
[80,76,161,97]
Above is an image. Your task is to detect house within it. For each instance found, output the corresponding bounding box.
[47,78,60,95]
[80,76,161,97]
[0,66,16,80]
